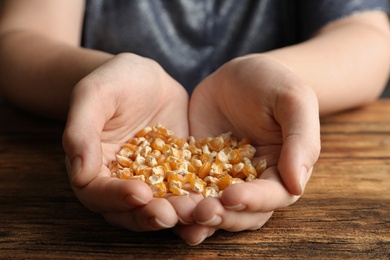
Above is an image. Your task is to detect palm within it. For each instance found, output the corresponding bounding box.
[63,54,190,231]
[189,57,287,168]
[177,56,320,244]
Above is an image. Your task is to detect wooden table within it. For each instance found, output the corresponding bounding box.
[0,100,389,259]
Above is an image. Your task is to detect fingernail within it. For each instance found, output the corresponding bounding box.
[224,203,246,211]
[129,194,148,205]
[300,166,308,192]
[178,216,193,225]
[187,234,207,246]
[197,215,222,226]
[71,156,82,180]
[151,217,174,229]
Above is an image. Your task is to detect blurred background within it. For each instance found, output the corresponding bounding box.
[381,80,390,97]
[383,0,390,97]
[0,1,389,99]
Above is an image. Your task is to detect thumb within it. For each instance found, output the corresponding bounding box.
[62,124,102,189]
[276,91,321,196]
[62,85,106,189]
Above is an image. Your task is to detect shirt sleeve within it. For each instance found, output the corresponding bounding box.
[298,0,390,39]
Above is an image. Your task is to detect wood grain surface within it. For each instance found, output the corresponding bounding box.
[0,100,389,259]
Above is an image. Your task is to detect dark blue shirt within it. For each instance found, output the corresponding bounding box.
[82,0,389,93]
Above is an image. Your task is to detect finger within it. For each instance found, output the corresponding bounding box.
[62,82,110,189]
[172,224,216,246]
[219,166,301,212]
[165,193,204,225]
[275,88,321,195]
[103,198,178,232]
[193,197,274,232]
[73,173,153,212]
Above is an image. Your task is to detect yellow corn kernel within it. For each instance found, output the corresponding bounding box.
[147,174,164,185]
[182,149,192,161]
[128,137,145,146]
[150,149,161,159]
[216,151,229,164]
[185,172,197,183]
[209,163,223,177]
[130,175,146,182]
[129,161,140,173]
[231,162,245,177]
[118,167,134,179]
[188,136,196,146]
[157,154,167,166]
[170,185,190,196]
[190,157,202,171]
[169,180,189,196]
[109,161,122,173]
[255,159,267,176]
[246,174,256,182]
[188,145,202,155]
[162,144,173,157]
[135,126,152,137]
[146,155,158,167]
[204,186,219,197]
[176,138,188,149]
[165,135,178,145]
[156,125,174,139]
[199,153,212,164]
[238,137,250,146]
[116,155,132,167]
[208,136,224,152]
[152,165,165,176]
[217,173,232,190]
[226,136,238,149]
[150,182,167,198]
[238,144,256,160]
[227,149,242,164]
[190,178,206,194]
[167,172,186,184]
[187,161,196,173]
[203,176,220,185]
[118,147,134,158]
[201,144,211,154]
[152,138,165,151]
[134,154,146,165]
[243,164,257,177]
[222,163,233,172]
[230,178,245,185]
[198,161,211,179]
[161,162,171,173]
[122,143,138,152]
[136,165,152,178]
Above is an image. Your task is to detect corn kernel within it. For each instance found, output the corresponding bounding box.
[217,173,232,190]
[255,159,267,176]
[116,155,132,167]
[208,136,224,152]
[243,164,257,177]
[190,178,206,194]
[135,126,152,137]
[152,138,165,151]
[204,186,219,197]
[150,182,167,198]
[198,161,211,179]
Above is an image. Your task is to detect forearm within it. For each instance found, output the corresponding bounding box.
[0,30,112,119]
[263,12,390,116]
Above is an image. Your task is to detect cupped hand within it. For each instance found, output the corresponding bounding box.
[177,55,321,244]
[62,53,190,231]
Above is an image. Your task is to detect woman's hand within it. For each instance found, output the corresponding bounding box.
[62,53,190,231]
[177,55,321,244]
